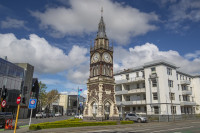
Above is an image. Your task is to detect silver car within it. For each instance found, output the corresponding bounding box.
[125,113,147,123]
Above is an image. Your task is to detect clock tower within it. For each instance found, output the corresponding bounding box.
[83,11,119,121]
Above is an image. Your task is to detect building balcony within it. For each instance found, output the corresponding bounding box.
[149,73,157,79]
[180,101,196,106]
[115,90,128,95]
[128,88,146,94]
[180,80,191,85]
[116,100,146,106]
[115,76,145,84]
[182,90,192,95]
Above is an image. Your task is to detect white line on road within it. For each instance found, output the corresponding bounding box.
[150,126,194,133]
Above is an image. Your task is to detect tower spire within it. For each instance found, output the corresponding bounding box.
[101,7,103,17]
[96,7,107,39]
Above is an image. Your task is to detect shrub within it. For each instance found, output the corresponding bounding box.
[120,121,134,124]
[29,120,117,130]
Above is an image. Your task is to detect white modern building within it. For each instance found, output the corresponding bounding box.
[114,60,200,117]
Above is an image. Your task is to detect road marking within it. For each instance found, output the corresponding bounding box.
[191,122,200,123]
[150,126,194,133]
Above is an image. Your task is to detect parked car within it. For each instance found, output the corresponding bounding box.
[46,113,54,117]
[75,114,83,119]
[36,112,42,119]
[125,113,147,123]
[55,112,61,117]
[36,112,47,118]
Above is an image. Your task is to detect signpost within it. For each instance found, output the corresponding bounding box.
[14,96,21,133]
[28,99,37,126]
[1,100,6,108]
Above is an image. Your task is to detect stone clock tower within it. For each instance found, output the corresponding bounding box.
[83,12,119,121]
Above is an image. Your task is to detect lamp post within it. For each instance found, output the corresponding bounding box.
[120,102,124,120]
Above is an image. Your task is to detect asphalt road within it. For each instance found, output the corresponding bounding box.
[2,118,200,133]
[28,119,200,133]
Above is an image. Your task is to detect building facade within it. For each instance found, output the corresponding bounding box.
[0,58,24,116]
[15,63,34,118]
[83,13,119,120]
[58,94,85,115]
[114,60,200,118]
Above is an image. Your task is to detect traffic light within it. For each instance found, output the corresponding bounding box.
[22,97,25,104]
[2,86,7,100]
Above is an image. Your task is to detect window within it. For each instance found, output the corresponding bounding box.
[189,78,191,81]
[171,106,176,114]
[170,93,175,100]
[133,107,136,111]
[143,94,146,100]
[190,87,192,92]
[141,71,145,78]
[180,75,182,80]
[126,74,129,80]
[152,79,157,87]
[126,96,130,101]
[137,94,140,100]
[151,67,156,73]
[154,106,159,114]
[167,68,172,75]
[179,95,181,101]
[136,72,139,77]
[137,84,140,89]
[143,83,145,88]
[126,85,130,91]
[144,107,147,112]
[138,106,141,111]
[176,74,178,80]
[153,93,158,100]
[178,84,179,90]
[168,80,173,88]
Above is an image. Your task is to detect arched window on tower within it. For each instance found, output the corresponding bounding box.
[107,66,110,76]
[97,65,99,75]
[103,65,106,75]
[93,67,96,76]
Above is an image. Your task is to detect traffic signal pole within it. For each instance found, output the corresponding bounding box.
[14,95,21,133]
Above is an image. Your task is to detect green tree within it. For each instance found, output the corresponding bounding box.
[38,81,47,108]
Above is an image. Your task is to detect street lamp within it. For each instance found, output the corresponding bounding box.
[120,102,124,120]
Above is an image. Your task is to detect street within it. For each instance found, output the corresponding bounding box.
[1,119,200,133]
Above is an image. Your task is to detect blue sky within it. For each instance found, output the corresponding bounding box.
[0,0,200,97]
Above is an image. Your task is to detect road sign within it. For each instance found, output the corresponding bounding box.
[28,99,37,109]
[16,97,21,104]
[1,100,6,107]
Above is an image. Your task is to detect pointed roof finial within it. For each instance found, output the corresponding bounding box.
[101,6,103,17]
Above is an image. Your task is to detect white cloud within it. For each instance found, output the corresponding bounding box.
[31,0,159,44]
[0,33,88,73]
[1,17,28,29]
[114,43,200,75]
[40,79,63,85]
[67,64,89,84]
[161,0,200,31]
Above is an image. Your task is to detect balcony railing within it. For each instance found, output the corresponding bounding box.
[128,88,146,94]
[149,73,157,79]
[115,76,145,84]
[180,80,191,85]
[116,100,146,106]
[180,101,196,106]
[182,90,192,95]
[115,90,128,95]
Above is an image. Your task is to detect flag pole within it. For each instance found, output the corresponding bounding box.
[77,87,79,114]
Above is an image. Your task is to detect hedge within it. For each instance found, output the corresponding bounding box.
[120,121,134,124]
[29,119,118,130]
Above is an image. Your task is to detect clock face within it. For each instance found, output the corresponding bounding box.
[92,52,100,63]
[103,52,112,63]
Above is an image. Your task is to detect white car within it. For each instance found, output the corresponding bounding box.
[36,112,46,118]
[55,112,61,117]
[75,114,83,119]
